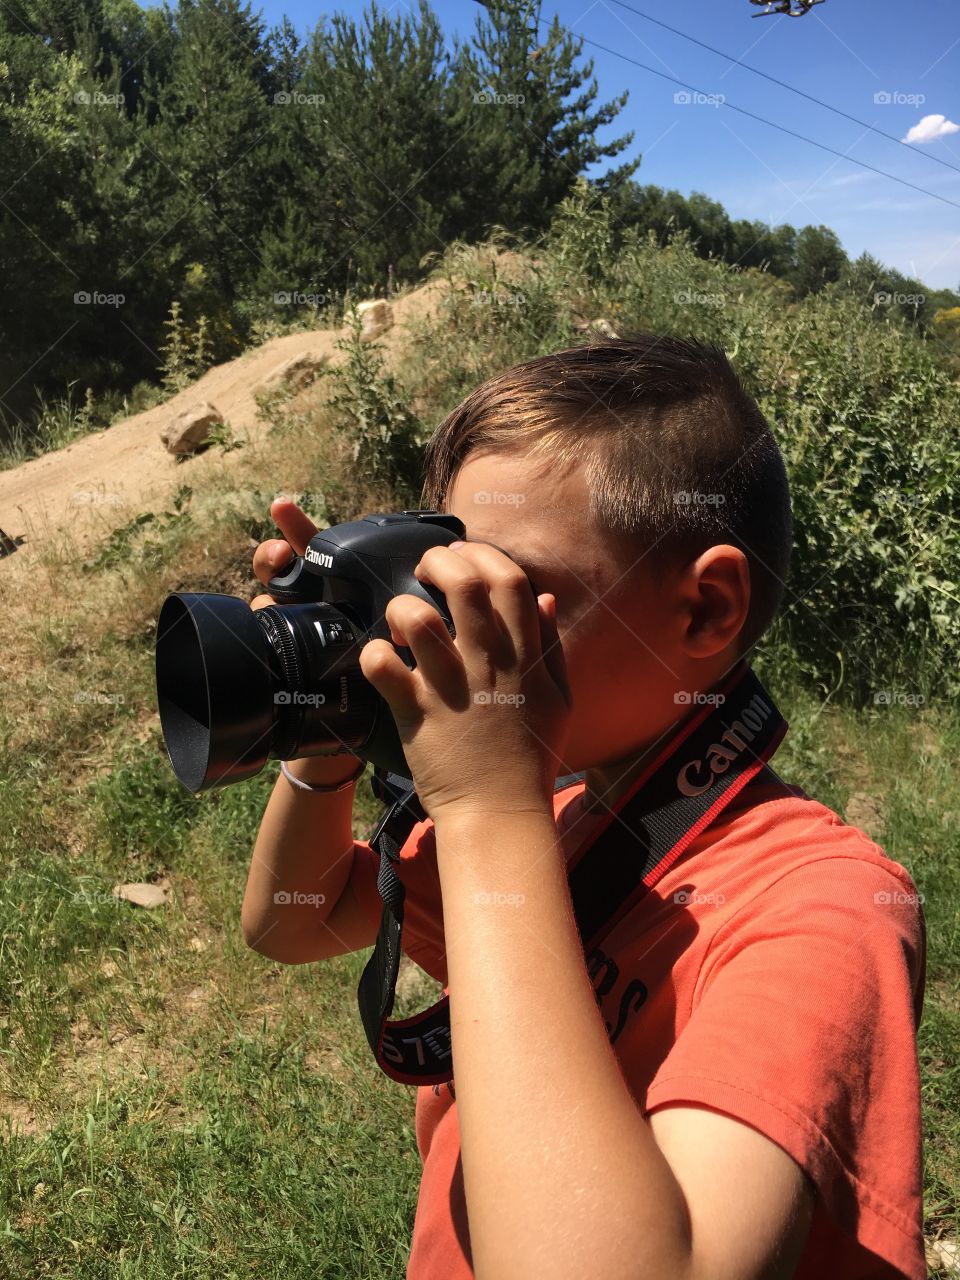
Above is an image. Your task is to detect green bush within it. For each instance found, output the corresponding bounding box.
[404,181,960,705]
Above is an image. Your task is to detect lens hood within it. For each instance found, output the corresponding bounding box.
[156,593,277,791]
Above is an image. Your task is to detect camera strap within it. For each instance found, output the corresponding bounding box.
[357,660,787,1086]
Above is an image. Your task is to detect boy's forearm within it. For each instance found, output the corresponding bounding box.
[241,756,361,958]
[433,806,694,1280]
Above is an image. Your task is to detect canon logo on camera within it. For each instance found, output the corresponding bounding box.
[305,546,334,568]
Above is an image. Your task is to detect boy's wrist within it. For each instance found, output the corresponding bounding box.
[432,801,559,870]
[281,753,365,790]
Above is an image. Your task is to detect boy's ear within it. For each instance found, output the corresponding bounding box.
[680,546,751,660]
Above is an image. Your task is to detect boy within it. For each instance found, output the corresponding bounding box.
[242,336,926,1279]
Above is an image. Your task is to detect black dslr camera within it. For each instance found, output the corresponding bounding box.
[155,510,466,792]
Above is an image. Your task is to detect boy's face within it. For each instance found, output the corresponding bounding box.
[445,449,707,776]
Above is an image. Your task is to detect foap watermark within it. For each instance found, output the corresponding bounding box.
[471,289,526,307]
[74,690,124,706]
[673,289,726,307]
[674,89,724,108]
[74,290,125,308]
[874,291,925,308]
[877,486,924,510]
[273,890,327,906]
[273,91,325,106]
[474,489,525,506]
[873,689,926,707]
[274,289,332,307]
[674,490,726,506]
[274,690,326,707]
[474,690,525,706]
[74,89,125,107]
[473,889,525,907]
[874,889,924,906]
[473,89,525,106]
[873,90,925,106]
[674,690,726,707]
[70,489,125,507]
[71,889,123,906]
[673,888,726,907]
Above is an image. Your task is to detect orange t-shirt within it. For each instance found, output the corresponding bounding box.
[351,771,927,1279]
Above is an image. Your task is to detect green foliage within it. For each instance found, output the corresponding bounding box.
[92,736,203,868]
[0,384,104,467]
[158,302,213,394]
[448,0,638,239]
[406,183,960,705]
[80,485,193,575]
[1,0,639,448]
[204,419,244,454]
[327,312,429,504]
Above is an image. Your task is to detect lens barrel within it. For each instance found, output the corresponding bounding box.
[155,592,377,791]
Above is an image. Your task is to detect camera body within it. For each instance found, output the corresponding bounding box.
[155,510,465,792]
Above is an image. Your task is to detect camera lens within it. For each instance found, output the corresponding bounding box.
[155,593,379,791]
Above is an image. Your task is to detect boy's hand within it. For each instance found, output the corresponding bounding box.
[358,540,572,823]
[250,498,362,783]
[250,498,318,611]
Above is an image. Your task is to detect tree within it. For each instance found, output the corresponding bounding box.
[789,224,847,297]
[449,0,638,241]
[304,0,456,290]
[147,0,273,306]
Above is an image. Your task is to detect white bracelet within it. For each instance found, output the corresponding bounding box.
[279,758,365,793]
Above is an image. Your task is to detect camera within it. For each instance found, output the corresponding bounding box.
[155,510,466,791]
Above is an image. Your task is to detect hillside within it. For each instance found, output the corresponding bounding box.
[0,277,448,578]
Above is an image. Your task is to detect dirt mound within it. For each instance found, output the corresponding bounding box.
[0,276,448,580]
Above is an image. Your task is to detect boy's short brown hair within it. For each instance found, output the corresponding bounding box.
[421,333,793,658]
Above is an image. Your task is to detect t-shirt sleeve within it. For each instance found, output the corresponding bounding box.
[351,817,448,985]
[643,853,926,1279]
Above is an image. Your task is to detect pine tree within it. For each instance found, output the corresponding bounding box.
[449,0,638,241]
[305,0,456,291]
[148,0,273,305]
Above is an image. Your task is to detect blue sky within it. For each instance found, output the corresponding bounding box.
[175,0,960,289]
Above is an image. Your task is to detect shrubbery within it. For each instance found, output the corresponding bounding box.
[397,182,960,705]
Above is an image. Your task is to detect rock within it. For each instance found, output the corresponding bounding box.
[112,881,169,909]
[925,1237,959,1275]
[160,402,223,456]
[253,351,329,396]
[356,298,394,341]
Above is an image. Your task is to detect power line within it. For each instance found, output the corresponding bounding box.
[482,3,960,214]
[606,0,960,180]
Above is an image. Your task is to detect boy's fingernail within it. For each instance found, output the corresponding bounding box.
[449,540,465,549]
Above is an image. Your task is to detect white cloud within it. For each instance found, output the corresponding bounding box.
[902,114,960,144]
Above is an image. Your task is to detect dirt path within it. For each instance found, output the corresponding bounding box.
[0,277,447,580]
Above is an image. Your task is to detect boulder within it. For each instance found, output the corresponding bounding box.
[356,299,394,341]
[160,402,223,456]
[254,350,329,396]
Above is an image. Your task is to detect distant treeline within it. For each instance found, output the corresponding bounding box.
[1,0,957,437]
